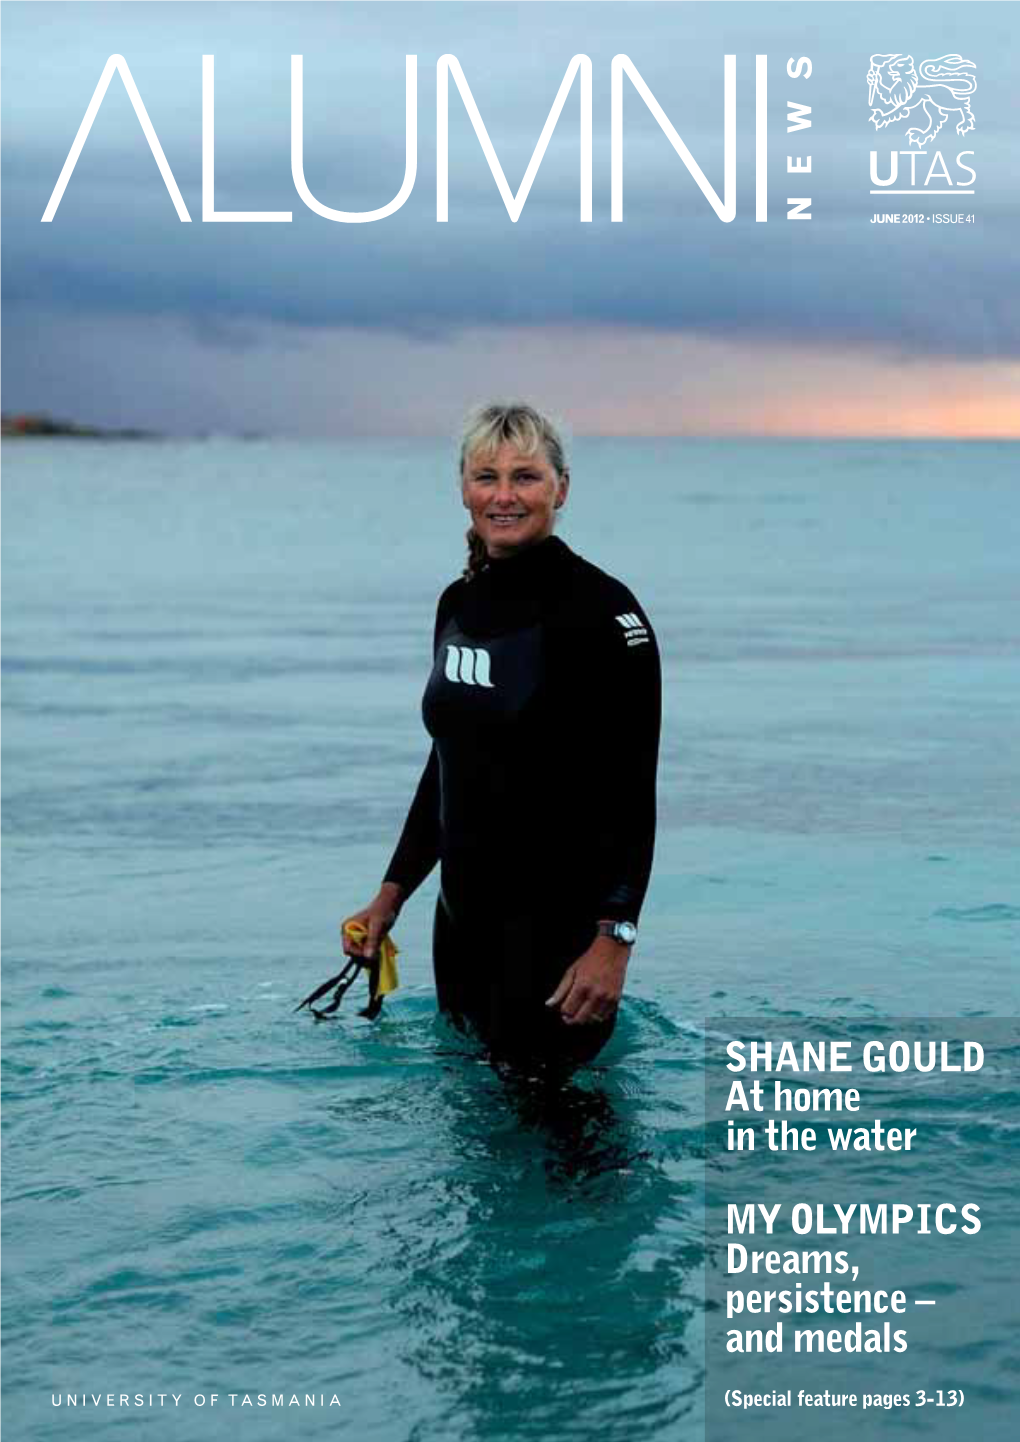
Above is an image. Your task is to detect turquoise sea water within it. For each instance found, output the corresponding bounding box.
[2,438,1018,1440]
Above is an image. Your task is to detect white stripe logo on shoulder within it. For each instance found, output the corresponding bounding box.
[444,644,494,686]
[615,613,650,647]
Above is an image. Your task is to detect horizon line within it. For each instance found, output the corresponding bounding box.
[5,430,1018,444]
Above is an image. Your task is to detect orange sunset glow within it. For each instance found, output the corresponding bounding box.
[316,324,1019,441]
[713,362,1020,439]
[515,331,1020,440]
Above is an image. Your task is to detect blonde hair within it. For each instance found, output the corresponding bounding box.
[458,402,569,579]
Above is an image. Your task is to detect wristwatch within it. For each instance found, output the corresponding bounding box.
[598,920,638,946]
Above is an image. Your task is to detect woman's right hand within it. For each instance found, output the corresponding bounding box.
[341,882,404,961]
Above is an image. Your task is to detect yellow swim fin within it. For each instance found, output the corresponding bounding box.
[296,924,400,1020]
[342,921,400,1017]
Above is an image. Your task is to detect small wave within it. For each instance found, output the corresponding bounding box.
[934,904,1020,923]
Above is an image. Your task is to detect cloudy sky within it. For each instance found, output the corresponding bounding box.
[2,0,1017,436]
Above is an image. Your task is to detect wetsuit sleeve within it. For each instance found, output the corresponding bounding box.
[382,746,440,897]
[583,592,661,924]
[381,584,457,897]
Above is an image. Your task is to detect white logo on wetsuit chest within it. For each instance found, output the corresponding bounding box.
[444,644,494,687]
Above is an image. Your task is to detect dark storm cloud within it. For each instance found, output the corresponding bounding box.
[7,205,1017,363]
[2,1,1018,385]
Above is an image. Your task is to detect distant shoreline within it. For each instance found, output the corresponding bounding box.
[1,413,160,440]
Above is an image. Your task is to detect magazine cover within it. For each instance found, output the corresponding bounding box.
[2,3,1017,1441]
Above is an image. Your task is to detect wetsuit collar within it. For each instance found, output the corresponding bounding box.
[482,534,570,579]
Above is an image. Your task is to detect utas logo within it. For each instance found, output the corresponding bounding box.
[867,53,977,197]
[867,53,976,147]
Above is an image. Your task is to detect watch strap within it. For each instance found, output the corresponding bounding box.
[597,920,637,944]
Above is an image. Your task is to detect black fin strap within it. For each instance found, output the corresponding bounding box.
[358,957,384,1019]
[294,956,362,1016]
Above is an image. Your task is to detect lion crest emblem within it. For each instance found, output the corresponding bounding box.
[867,54,977,149]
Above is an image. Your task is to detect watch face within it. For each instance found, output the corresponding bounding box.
[616,922,638,945]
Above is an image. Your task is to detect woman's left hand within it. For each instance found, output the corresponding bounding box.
[545,936,631,1026]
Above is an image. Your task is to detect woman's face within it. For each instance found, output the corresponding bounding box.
[461,441,569,559]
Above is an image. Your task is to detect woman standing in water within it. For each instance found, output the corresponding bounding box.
[343,403,660,1068]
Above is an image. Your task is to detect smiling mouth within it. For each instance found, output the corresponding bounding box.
[487,513,526,525]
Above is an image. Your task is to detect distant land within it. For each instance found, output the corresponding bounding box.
[1,412,159,440]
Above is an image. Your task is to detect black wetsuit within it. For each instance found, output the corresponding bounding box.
[384,535,660,1064]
